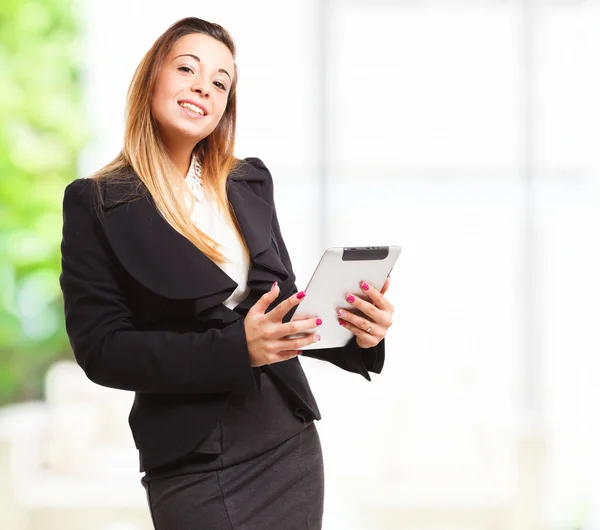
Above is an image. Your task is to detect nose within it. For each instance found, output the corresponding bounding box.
[192,78,210,97]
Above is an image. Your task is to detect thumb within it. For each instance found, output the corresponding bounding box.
[251,281,280,314]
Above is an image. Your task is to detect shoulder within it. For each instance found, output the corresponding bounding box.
[63,177,102,214]
[242,157,270,175]
[61,178,105,246]
[64,175,97,195]
[230,157,273,184]
[64,167,145,212]
[231,157,277,205]
[64,158,276,210]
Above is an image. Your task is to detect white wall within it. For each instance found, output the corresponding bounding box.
[76,0,600,528]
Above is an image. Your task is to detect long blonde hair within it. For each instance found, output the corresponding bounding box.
[91,17,248,265]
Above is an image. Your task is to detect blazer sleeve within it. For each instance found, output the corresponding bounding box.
[246,157,385,381]
[59,178,258,395]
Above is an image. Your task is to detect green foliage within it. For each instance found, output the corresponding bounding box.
[0,0,88,404]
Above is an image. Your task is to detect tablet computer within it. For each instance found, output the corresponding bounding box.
[287,245,401,350]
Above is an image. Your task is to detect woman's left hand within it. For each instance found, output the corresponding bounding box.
[336,277,394,349]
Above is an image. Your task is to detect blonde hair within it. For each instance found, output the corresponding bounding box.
[90,17,248,265]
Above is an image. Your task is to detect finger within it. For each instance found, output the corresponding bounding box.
[258,348,302,367]
[278,316,322,339]
[275,331,321,352]
[357,281,393,312]
[272,349,304,364]
[339,302,392,330]
[341,292,382,322]
[251,281,281,314]
[336,307,375,333]
[380,276,391,296]
[268,289,306,322]
[338,318,380,347]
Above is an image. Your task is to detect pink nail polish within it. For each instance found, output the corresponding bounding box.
[316,318,323,326]
[346,295,355,303]
[297,350,302,355]
[296,291,306,300]
[339,319,346,326]
[361,282,369,291]
[272,281,278,289]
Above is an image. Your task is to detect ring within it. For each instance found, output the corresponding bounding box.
[366,326,372,334]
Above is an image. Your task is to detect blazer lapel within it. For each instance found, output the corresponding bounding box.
[226,178,291,313]
[101,181,236,312]
[99,162,291,320]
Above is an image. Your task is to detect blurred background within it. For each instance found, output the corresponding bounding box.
[1,0,599,529]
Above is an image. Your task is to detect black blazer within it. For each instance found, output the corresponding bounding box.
[59,156,385,472]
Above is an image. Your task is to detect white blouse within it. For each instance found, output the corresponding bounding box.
[184,155,250,309]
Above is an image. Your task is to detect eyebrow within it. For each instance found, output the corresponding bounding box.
[173,54,232,82]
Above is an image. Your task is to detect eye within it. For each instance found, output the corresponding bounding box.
[178,66,194,74]
[214,81,227,90]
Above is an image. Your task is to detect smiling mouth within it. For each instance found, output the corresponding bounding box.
[178,101,206,116]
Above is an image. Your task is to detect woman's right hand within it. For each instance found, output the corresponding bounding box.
[244,282,322,367]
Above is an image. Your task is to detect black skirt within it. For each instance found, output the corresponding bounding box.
[141,372,324,529]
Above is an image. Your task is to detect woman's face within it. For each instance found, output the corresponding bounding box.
[151,33,234,146]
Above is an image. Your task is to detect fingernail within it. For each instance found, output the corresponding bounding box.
[314,334,321,342]
[316,318,323,326]
[296,291,306,300]
[339,319,346,326]
[337,309,345,317]
[360,282,369,291]
[272,281,278,290]
[297,350,302,355]
[346,295,355,303]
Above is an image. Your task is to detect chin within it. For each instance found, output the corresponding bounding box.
[164,120,206,140]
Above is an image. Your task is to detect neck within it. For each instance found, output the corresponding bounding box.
[162,136,198,178]
[172,148,194,178]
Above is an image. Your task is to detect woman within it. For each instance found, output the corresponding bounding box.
[59,16,394,529]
